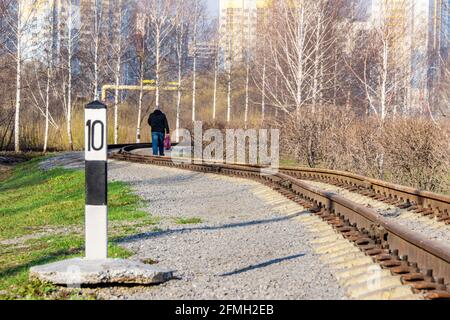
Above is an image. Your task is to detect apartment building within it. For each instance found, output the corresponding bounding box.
[219,0,271,63]
[350,0,449,109]
[20,0,77,62]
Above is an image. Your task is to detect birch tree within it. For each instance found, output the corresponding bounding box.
[346,0,411,122]
[434,54,450,117]
[84,0,108,100]
[148,0,176,109]
[43,0,56,152]
[135,9,150,143]
[264,1,314,117]
[211,34,219,122]
[62,0,79,150]
[253,4,270,123]
[174,0,188,142]
[13,0,23,152]
[260,46,267,123]
[258,0,344,118]
[190,0,199,122]
[24,0,58,152]
[1,0,42,152]
[309,0,341,111]
[0,1,15,150]
[243,5,252,128]
[107,0,126,145]
[226,27,233,123]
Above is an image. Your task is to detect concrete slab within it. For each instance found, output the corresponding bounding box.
[29,258,174,286]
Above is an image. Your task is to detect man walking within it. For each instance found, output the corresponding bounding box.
[148,107,170,156]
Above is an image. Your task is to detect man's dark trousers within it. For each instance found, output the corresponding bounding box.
[152,132,165,156]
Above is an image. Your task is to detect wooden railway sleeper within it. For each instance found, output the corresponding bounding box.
[398,202,412,209]
[113,151,450,300]
[413,207,429,214]
[425,291,450,299]
[310,206,449,299]
[420,209,435,218]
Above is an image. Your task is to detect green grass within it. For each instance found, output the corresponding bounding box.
[174,217,203,225]
[0,157,157,300]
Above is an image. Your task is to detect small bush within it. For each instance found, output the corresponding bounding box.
[280,107,450,193]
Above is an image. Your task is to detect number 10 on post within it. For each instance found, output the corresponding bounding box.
[84,101,108,260]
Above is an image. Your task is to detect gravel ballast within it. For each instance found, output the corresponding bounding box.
[38,153,348,299]
[105,160,346,300]
[300,180,450,245]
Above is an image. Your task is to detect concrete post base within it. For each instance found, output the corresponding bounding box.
[29,258,174,286]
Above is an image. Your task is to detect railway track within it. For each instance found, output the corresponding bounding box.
[279,168,450,226]
[109,144,450,300]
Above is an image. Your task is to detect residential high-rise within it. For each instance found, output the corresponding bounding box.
[219,0,271,63]
[79,0,116,46]
[188,42,217,70]
[350,0,449,110]
[17,0,83,65]
[438,0,450,55]
[20,0,58,61]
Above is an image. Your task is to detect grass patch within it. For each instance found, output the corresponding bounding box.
[280,157,304,168]
[174,217,203,225]
[0,156,157,299]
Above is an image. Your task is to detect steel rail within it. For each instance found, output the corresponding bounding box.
[279,167,450,215]
[108,145,450,297]
[110,144,450,215]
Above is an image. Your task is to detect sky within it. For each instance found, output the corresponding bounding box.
[207,0,219,17]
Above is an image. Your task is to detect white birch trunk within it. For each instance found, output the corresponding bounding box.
[261,56,266,123]
[227,65,232,123]
[319,53,324,105]
[191,52,197,122]
[212,54,218,121]
[93,2,100,100]
[244,63,250,127]
[14,1,22,152]
[176,78,181,142]
[44,63,51,153]
[227,34,232,123]
[67,50,73,150]
[296,6,305,117]
[155,26,161,109]
[137,60,144,143]
[114,59,121,145]
[44,0,56,153]
[149,1,176,111]
[312,14,322,112]
[274,73,278,119]
[176,47,182,143]
[191,9,198,123]
[381,39,388,121]
[113,0,123,145]
[175,21,184,143]
[56,0,62,60]
[244,7,251,128]
[67,1,74,150]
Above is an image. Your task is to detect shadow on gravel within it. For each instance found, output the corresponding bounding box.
[117,211,309,244]
[220,253,306,277]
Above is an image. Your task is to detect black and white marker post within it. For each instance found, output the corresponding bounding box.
[29,101,173,286]
[84,101,108,260]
